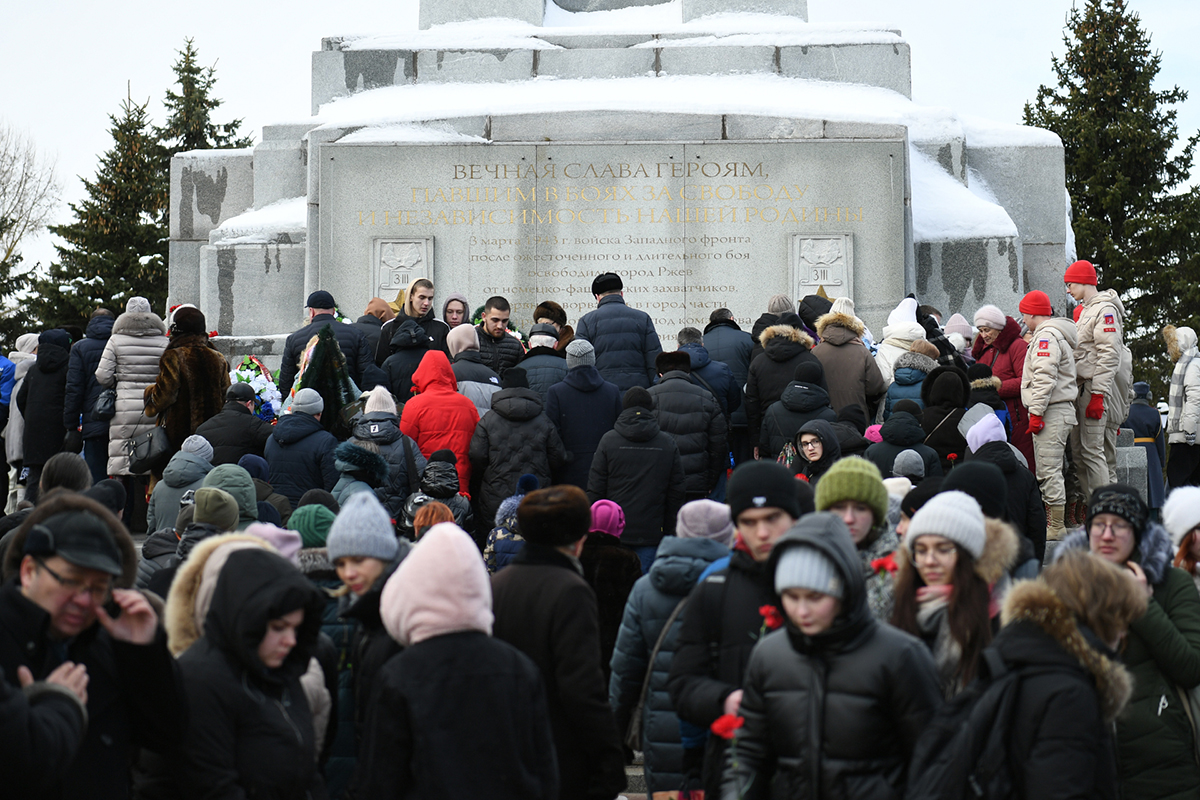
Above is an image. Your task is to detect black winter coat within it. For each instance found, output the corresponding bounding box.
[546,365,623,489]
[176,549,327,800]
[265,412,339,506]
[680,343,742,419]
[380,319,431,402]
[748,312,780,363]
[575,294,663,391]
[759,381,838,459]
[649,370,728,498]
[969,440,1046,562]
[722,518,942,800]
[793,418,842,484]
[353,630,559,799]
[745,324,826,445]
[519,346,568,399]
[476,325,525,375]
[351,411,428,515]
[62,314,114,440]
[0,580,187,800]
[610,536,729,794]
[469,387,568,524]
[351,314,385,357]
[921,366,971,473]
[588,407,686,547]
[279,312,373,394]
[16,340,70,467]
[194,401,274,466]
[702,318,754,428]
[579,530,644,684]
[863,411,944,479]
[397,462,475,537]
[0,650,88,800]
[375,309,449,365]
[491,544,627,800]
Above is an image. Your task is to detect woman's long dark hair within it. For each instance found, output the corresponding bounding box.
[891,544,993,687]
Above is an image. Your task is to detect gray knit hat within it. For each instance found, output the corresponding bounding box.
[326,491,399,563]
[774,544,844,598]
[892,449,925,480]
[566,339,596,369]
[126,296,152,314]
[904,490,986,560]
[676,500,735,545]
[292,388,324,416]
[181,434,213,463]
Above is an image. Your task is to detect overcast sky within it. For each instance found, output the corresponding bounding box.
[4,0,1197,274]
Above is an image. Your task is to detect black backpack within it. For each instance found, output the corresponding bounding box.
[906,647,1061,800]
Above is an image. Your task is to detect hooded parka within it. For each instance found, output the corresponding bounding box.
[864,411,944,479]
[545,364,623,490]
[813,312,888,417]
[745,324,824,445]
[265,412,339,508]
[400,351,480,489]
[380,319,432,402]
[759,379,838,460]
[95,310,169,475]
[16,332,71,467]
[920,365,971,473]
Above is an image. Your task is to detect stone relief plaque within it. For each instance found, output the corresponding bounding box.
[373,238,434,298]
[791,233,853,299]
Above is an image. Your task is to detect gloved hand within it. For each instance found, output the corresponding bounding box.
[63,430,83,455]
[1027,415,1045,435]
[1085,393,1105,420]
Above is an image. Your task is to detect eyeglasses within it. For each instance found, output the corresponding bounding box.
[800,440,822,449]
[35,559,111,602]
[1089,520,1134,537]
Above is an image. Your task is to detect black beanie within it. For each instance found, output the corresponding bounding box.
[943,462,1007,519]
[901,477,944,519]
[793,360,825,385]
[1087,484,1149,541]
[518,486,590,547]
[502,367,529,390]
[893,399,922,418]
[623,387,653,410]
[727,461,803,521]
[967,363,994,382]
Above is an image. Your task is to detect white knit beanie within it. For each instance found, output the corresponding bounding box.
[973,305,1006,331]
[904,490,986,560]
[1163,486,1200,549]
[364,385,397,415]
[830,297,855,317]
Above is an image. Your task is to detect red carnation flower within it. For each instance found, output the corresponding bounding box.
[872,552,899,575]
[710,713,744,740]
[759,604,784,631]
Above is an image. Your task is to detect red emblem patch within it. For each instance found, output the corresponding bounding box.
[1038,339,1049,350]
[1104,314,1115,324]
[1104,327,1117,332]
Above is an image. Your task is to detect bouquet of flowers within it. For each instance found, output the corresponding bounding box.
[229,355,284,422]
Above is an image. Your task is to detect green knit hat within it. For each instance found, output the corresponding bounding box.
[814,457,888,524]
[291,503,337,548]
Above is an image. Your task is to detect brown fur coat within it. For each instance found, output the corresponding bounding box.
[144,334,230,450]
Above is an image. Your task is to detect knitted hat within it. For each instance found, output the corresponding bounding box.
[943,461,1007,519]
[905,490,986,560]
[429,449,457,464]
[966,413,1007,452]
[257,502,282,527]
[1163,486,1200,549]
[298,489,339,514]
[774,544,844,598]
[193,487,239,531]
[830,297,855,317]
[292,504,337,548]
[446,324,478,357]
[364,385,397,415]
[814,457,888,525]
[292,388,324,416]
[766,294,793,314]
[518,486,591,547]
[623,387,653,410]
[306,290,336,309]
[326,491,399,562]
[181,435,213,463]
[943,313,974,338]
[676,499,735,545]
[973,305,1006,330]
[892,449,925,480]
[1064,259,1097,286]
[591,272,623,295]
[125,296,152,314]
[566,339,596,369]
[1018,291,1052,316]
[245,523,303,563]
[864,424,883,444]
[502,367,529,390]
[590,500,625,538]
[727,461,803,521]
[901,476,944,519]
[1086,484,1149,542]
[966,363,993,382]
[793,360,825,384]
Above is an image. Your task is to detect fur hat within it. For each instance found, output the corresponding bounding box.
[364,385,397,415]
[518,486,590,547]
[181,435,213,463]
[656,351,692,375]
[590,500,625,538]
[171,306,206,335]
[591,272,623,295]
[1087,484,1149,542]
[675,499,734,545]
[774,544,843,598]
[973,304,1006,330]
[566,339,595,369]
[1163,486,1200,549]
[814,457,888,525]
[193,487,239,531]
[534,300,568,328]
[292,388,324,416]
[326,492,399,563]
[727,461,803,521]
[125,296,152,314]
[905,490,986,560]
[910,339,941,360]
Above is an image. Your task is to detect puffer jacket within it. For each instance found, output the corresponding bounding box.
[1074,289,1134,423]
[63,314,114,440]
[264,412,339,507]
[702,318,754,428]
[575,294,663,391]
[864,411,943,479]
[16,336,70,467]
[920,365,971,473]
[759,381,838,459]
[545,365,623,489]
[4,339,36,465]
[146,451,211,533]
[375,305,450,365]
[875,319,926,386]
[968,440,1046,561]
[483,493,527,572]
[883,350,935,419]
[1055,523,1200,799]
[518,346,568,400]
[1165,325,1200,444]
[469,387,568,525]
[745,324,823,444]
[475,325,525,375]
[721,516,942,800]
[609,536,730,794]
[380,319,431,402]
[194,401,273,466]
[649,371,728,499]
[813,312,887,417]
[679,343,741,419]
[971,316,1033,465]
[397,461,474,537]
[332,441,390,506]
[95,311,169,475]
[351,412,427,516]
[580,530,644,684]
[587,407,686,547]
[279,312,373,395]
[451,350,501,416]
[142,333,230,451]
[1021,317,1079,415]
[400,351,480,489]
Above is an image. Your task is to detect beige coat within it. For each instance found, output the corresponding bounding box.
[1021,317,1080,416]
[95,312,169,475]
[1074,289,1134,420]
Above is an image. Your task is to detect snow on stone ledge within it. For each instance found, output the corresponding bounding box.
[337,124,488,144]
[959,114,1061,149]
[212,197,307,244]
[911,147,1018,242]
[176,147,255,159]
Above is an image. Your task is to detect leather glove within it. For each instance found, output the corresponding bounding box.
[63,429,83,454]
[1027,415,1045,435]
[1085,393,1105,420]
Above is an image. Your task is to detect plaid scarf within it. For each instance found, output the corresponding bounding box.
[1169,344,1196,435]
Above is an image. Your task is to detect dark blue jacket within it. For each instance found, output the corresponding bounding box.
[279,313,374,394]
[575,295,662,391]
[545,365,623,489]
[265,412,339,506]
[678,343,741,420]
[609,536,729,794]
[63,314,114,439]
[701,319,753,428]
[883,367,927,419]
[1125,399,1166,509]
[518,347,568,400]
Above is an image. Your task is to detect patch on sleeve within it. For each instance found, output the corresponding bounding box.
[1104,327,1117,332]
[1038,339,1050,350]
[1104,314,1115,325]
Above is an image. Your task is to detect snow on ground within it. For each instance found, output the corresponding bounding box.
[213,197,308,243]
[911,147,1017,241]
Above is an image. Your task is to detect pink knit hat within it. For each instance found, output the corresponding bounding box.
[675,499,734,545]
[244,523,302,564]
[865,424,884,443]
[590,500,625,538]
[943,313,974,338]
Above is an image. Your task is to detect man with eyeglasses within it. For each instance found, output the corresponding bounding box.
[0,503,185,799]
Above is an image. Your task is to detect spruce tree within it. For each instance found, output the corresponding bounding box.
[1024,0,1200,393]
[33,93,167,327]
[0,217,37,350]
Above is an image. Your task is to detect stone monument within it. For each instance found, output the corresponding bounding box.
[168,0,1070,367]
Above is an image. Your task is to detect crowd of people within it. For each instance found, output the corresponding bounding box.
[1,262,1199,800]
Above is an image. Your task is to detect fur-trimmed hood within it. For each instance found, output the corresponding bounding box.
[297,547,337,582]
[815,311,865,341]
[112,311,168,338]
[1001,579,1133,722]
[758,323,814,349]
[894,350,937,375]
[1163,324,1198,363]
[2,504,139,590]
[1055,521,1175,586]
[334,441,390,485]
[970,376,1002,393]
[493,492,526,527]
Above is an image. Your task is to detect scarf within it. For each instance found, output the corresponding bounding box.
[916,585,961,698]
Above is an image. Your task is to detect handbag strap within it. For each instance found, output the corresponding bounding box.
[924,412,954,445]
[401,436,421,495]
[632,596,690,727]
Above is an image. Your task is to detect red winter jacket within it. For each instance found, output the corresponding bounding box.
[971,316,1033,466]
[400,350,480,488]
